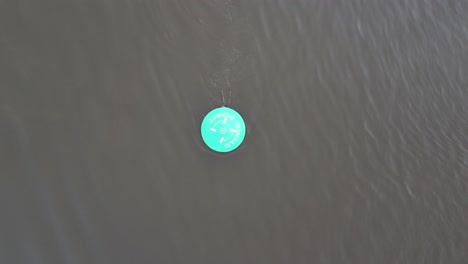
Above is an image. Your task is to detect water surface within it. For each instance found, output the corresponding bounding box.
[1,1,467,263]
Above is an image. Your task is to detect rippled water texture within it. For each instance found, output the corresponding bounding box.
[1,0,467,263]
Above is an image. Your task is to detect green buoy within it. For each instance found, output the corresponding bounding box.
[200,107,246,153]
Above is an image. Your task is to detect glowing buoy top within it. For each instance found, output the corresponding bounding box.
[200,107,246,153]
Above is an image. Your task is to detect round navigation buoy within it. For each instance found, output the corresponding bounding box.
[200,107,246,153]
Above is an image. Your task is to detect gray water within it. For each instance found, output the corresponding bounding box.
[1,1,467,263]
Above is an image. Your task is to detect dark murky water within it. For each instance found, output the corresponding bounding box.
[1,1,467,263]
